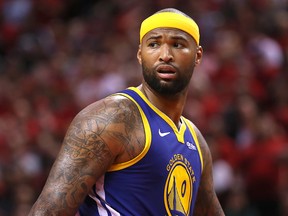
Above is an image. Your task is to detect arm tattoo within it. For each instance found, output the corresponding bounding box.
[29,96,144,215]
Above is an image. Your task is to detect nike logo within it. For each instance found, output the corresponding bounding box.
[158,129,170,137]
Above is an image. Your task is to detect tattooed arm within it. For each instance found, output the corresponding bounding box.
[28,95,144,216]
[193,126,225,216]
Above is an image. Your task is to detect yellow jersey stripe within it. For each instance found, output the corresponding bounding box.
[183,118,204,173]
[128,87,186,143]
[108,93,152,171]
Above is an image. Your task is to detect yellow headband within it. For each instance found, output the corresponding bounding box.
[140,12,200,45]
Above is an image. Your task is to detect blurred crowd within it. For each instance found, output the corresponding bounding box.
[0,0,287,215]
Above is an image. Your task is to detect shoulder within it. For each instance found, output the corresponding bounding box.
[77,94,137,118]
[67,93,145,162]
[72,94,141,130]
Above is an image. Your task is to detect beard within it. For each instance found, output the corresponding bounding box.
[141,62,194,96]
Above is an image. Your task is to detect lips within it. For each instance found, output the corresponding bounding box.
[156,64,177,79]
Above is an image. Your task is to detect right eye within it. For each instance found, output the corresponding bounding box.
[148,42,159,48]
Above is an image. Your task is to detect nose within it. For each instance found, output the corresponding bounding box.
[159,44,174,63]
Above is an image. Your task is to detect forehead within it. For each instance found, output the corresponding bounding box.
[143,28,194,42]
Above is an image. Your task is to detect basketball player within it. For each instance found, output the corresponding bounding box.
[29,8,224,215]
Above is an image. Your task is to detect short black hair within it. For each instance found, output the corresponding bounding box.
[155,8,191,19]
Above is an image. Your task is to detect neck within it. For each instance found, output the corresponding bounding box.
[138,84,188,127]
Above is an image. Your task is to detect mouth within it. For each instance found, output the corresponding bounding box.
[156,64,177,79]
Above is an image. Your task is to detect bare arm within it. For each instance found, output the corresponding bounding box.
[28,95,144,215]
[193,126,225,216]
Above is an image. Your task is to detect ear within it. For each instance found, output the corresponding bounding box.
[195,46,203,66]
[137,45,142,65]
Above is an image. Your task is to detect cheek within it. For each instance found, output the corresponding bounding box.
[138,47,157,65]
[175,48,196,62]
[141,52,157,67]
[178,54,196,69]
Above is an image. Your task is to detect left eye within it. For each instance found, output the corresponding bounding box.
[174,43,183,48]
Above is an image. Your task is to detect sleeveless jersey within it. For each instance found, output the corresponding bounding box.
[77,87,203,216]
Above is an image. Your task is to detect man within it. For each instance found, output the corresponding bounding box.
[29,8,224,216]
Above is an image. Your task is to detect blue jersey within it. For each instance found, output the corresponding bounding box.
[77,87,203,216]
